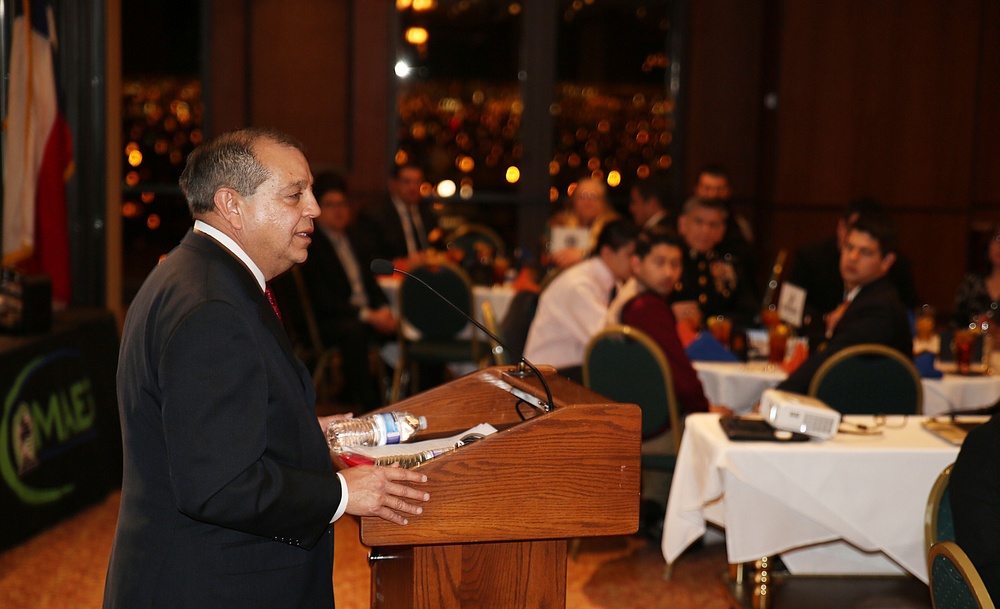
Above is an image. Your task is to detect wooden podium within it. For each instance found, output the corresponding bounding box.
[359,365,641,609]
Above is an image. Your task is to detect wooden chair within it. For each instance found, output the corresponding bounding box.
[481,300,510,366]
[390,261,481,402]
[288,266,343,403]
[926,463,956,557]
[808,343,923,415]
[928,541,996,609]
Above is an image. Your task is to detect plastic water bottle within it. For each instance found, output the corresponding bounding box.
[325,412,427,453]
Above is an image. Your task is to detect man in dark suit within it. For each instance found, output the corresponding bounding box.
[103,128,428,609]
[787,197,920,347]
[777,212,913,395]
[628,173,674,230]
[359,162,439,266]
[300,172,397,411]
[950,413,1000,600]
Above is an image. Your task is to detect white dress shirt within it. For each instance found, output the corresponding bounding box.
[524,257,617,369]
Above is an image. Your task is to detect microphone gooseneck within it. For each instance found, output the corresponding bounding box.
[370,259,554,412]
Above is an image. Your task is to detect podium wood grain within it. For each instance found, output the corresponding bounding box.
[359,366,641,609]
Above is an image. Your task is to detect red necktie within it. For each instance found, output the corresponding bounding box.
[264,285,282,322]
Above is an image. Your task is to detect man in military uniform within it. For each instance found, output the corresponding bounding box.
[672,196,758,329]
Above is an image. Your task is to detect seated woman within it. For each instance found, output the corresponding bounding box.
[546,177,619,270]
[952,220,1000,328]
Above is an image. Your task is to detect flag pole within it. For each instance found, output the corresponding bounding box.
[0,0,9,253]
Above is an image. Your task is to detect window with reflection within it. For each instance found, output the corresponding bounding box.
[120,0,202,302]
[395,0,678,248]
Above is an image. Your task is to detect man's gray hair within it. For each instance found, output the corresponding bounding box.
[680,195,729,220]
[179,127,305,215]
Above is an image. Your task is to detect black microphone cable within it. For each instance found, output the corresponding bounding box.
[370,259,554,413]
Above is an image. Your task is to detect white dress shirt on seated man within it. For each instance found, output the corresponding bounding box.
[524,257,618,370]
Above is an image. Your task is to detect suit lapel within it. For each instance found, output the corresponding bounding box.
[186,231,307,379]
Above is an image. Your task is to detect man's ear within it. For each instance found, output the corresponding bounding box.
[880,251,897,273]
[214,188,243,230]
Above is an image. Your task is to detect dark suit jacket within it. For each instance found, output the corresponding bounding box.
[950,414,1000,600]
[788,236,920,319]
[300,225,389,340]
[787,236,920,348]
[777,276,913,395]
[104,230,341,609]
[359,195,438,261]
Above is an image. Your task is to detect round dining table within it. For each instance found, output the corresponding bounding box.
[693,360,1000,416]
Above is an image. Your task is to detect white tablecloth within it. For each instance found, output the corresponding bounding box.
[377,277,516,374]
[693,361,1000,416]
[662,413,959,582]
[377,276,515,339]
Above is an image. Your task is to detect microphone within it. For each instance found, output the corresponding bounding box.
[370,259,554,412]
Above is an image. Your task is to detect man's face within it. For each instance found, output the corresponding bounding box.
[694,174,731,200]
[628,187,657,226]
[317,190,351,233]
[631,243,683,296]
[572,180,607,226]
[390,167,424,207]
[601,242,636,282]
[840,228,895,291]
[238,140,319,280]
[678,206,726,254]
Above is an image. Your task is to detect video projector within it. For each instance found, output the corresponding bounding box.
[760,389,841,440]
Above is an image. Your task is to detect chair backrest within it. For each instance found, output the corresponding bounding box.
[446,223,507,283]
[808,343,923,415]
[481,300,509,366]
[399,261,475,340]
[287,266,326,355]
[928,541,996,609]
[926,463,956,558]
[583,325,683,448]
[447,223,507,259]
[499,289,539,361]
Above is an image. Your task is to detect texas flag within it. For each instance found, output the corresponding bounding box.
[2,0,74,304]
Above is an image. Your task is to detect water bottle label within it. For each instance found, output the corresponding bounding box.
[379,413,403,444]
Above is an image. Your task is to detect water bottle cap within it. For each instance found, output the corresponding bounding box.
[418,415,428,430]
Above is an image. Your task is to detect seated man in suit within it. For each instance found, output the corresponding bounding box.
[359,162,439,268]
[672,196,758,329]
[777,211,913,395]
[628,173,674,230]
[787,197,920,348]
[950,412,1000,601]
[300,172,397,411]
[524,219,639,383]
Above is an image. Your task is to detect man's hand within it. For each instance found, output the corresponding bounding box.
[551,246,585,269]
[708,404,734,417]
[340,464,429,525]
[672,300,703,332]
[367,307,399,335]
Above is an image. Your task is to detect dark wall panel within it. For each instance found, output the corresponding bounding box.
[774,0,982,209]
